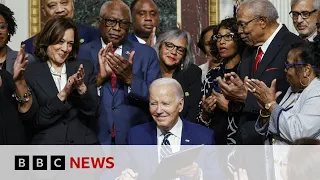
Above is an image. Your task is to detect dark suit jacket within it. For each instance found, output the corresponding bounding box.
[77,39,162,145]
[5,46,35,74]
[0,70,26,144]
[21,59,99,144]
[230,25,303,144]
[121,120,221,180]
[128,119,215,145]
[127,32,139,43]
[173,64,202,122]
[22,23,99,56]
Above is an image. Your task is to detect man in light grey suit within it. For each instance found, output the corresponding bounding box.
[0,4,35,74]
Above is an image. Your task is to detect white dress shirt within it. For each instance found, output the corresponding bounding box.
[156,117,203,180]
[258,23,283,60]
[47,62,67,92]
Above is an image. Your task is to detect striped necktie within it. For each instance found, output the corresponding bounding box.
[160,132,173,161]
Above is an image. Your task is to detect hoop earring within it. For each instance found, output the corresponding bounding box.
[300,76,310,87]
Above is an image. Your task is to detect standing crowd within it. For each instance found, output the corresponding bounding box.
[0,0,320,146]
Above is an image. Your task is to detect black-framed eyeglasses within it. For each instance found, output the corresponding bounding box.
[164,42,186,55]
[284,62,315,70]
[0,22,8,32]
[237,16,260,30]
[212,33,235,42]
[100,17,131,29]
[289,10,317,20]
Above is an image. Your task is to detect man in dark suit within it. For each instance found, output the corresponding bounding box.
[22,0,99,55]
[128,0,159,46]
[218,0,303,145]
[77,0,161,145]
[116,78,218,180]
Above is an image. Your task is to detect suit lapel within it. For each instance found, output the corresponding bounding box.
[5,46,16,73]
[254,26,286,78]
[66,60,78,79]
[148,122,158,145]
[181,120,193,145]
[36,62,59,98]
[113,40,133,96]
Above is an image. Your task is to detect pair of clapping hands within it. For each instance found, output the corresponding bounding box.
[97,42,135,86]
[118,162,201,180]
[216,72,281,110]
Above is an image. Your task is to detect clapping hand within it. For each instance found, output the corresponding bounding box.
[218,72,248,103]
[245,78,282,108]
[211,89,229,112]
[73,64,86,95]
[146,27,156,46]
[98,42,113,81]
[106,50,135,86]
[13,44,28,81]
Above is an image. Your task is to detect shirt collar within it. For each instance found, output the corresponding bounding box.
[135,35,157,44]
[100,38,122,50]
[307,30,317,42]
[157,117,182,139]
[260,23,283,54]
[47,61,66,74]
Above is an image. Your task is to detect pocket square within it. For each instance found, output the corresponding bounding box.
[266,68,278,71]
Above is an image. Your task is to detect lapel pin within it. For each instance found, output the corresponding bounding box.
[125,51,131,55]
[185,92,189,97]
[185,139,190,142]
[80,39,85,43]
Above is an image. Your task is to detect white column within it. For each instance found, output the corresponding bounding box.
[3,0,29,51]
[269,0,298,35]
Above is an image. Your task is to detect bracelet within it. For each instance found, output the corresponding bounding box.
[12,87,32,104]
[260,109,271,118]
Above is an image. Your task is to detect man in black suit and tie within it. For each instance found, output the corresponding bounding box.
[218,0,303,145]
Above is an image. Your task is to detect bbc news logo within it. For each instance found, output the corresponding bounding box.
[15,155,114,170]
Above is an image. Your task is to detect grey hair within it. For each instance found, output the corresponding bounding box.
[153,29,195,70]
[99,0,132,21]
[240,0,279,22]
[150,78,184,101]
[291,0,320,10]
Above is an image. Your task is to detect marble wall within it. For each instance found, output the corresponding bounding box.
[73,0,177,34]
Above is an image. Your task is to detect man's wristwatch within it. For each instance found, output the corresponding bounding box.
[265,101,276,110]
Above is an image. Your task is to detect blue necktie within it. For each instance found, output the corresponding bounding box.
[160,132,173,161]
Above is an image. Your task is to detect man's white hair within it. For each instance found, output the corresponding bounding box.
[99,0,132,21]
[150,78,184,101]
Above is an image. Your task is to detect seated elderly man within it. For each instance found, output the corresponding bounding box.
[116,78,218,180]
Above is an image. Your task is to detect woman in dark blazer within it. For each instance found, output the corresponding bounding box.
[20,17,99,144]
[0,69,26,144]
[153,29,202,122]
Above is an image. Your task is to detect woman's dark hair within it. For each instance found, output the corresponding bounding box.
[216,17,245,56]
[197,25,218,54]
[0,4,17,41]
[34,16,79,61]
[290,41,320,77]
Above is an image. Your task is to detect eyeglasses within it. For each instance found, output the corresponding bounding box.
[284,62,315,70]
[164,42,186,55]
[237,16,260,30]
[100,17,131,29]
[289,10,317,20]
[212,33,235,42]
[0,22,8,32]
